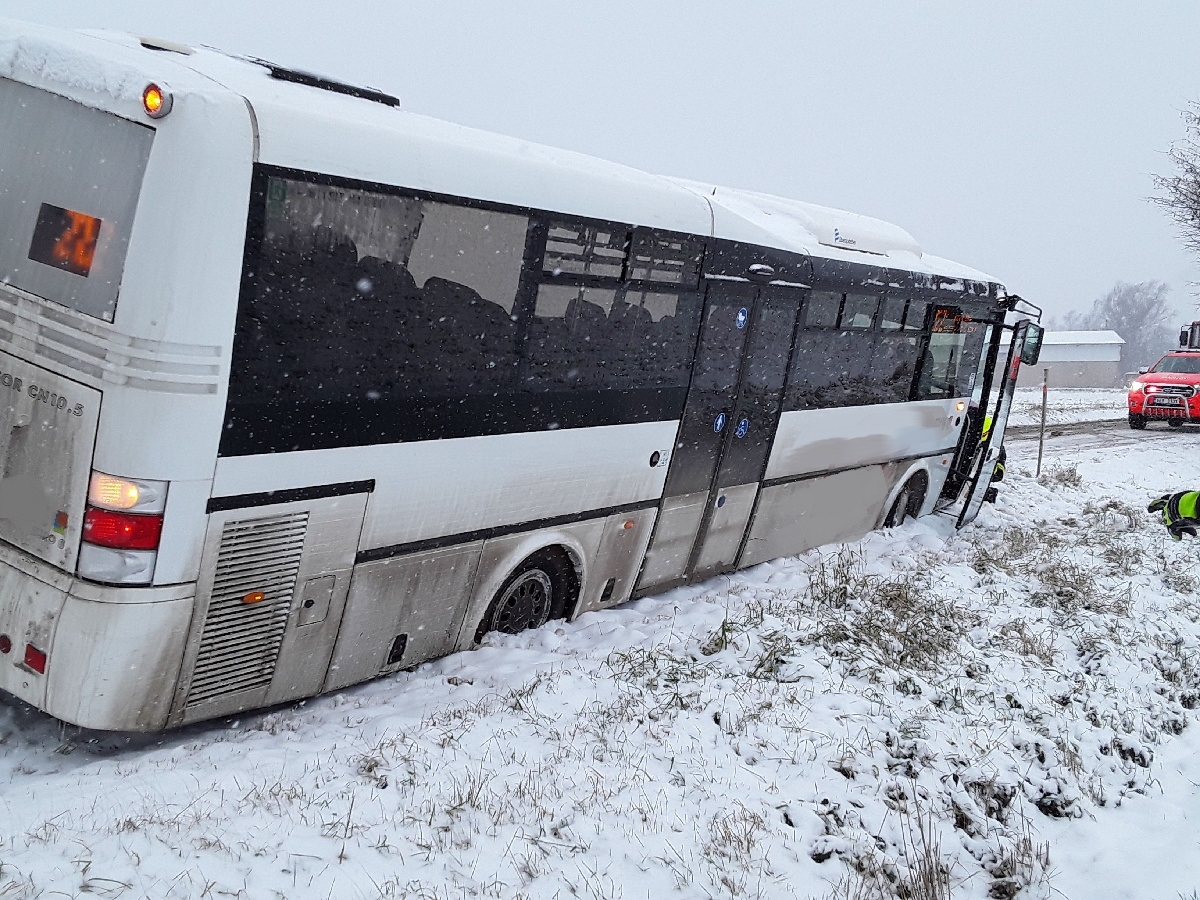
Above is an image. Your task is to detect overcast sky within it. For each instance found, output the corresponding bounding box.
[7,1,1200,319]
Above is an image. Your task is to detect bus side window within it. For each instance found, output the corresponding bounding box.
[229,176,707,448]
[522,284,701,393]
[784,291,920,410]
[236,177,530,403]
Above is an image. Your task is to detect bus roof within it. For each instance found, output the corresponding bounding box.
[1,18,1004,291]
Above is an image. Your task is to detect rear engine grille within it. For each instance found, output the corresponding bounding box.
[185,512,309,708]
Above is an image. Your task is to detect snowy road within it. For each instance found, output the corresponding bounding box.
[1008,417,1198,457]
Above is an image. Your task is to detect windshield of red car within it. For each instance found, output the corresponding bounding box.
[1152,354,1200,374]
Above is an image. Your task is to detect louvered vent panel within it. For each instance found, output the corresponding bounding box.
[185,512,309,708]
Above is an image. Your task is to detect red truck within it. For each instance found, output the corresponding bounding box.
[1128,322,1200,429]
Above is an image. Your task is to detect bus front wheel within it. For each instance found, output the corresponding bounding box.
[477,549,577,641]
[884,477,926,528]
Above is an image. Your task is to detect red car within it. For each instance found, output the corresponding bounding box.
[1128,349,1200,429]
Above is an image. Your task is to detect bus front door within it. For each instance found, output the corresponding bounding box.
[636,281,800,594]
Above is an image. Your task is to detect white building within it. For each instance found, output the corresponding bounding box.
[1011,330,1125,387]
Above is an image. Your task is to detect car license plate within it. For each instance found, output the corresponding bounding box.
[1153,396,1183,406]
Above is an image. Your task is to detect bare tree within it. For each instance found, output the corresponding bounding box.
[1059,281,1175,371]
[1154,102,1200,259]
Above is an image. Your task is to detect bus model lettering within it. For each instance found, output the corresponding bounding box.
[0,21,1033,732]
[21,384,84,416]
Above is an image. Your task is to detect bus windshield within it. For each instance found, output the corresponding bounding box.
[914,306,990,401]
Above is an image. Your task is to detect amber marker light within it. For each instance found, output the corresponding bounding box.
[142,83,173,118]
[242,591,266,605]
[955,401,967,412]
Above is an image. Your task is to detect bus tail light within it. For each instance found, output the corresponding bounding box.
[77,471,168,585]
[82,508,163,550]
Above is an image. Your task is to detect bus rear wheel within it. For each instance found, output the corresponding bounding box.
[478,549,576,641]
[1128,414,1147,430]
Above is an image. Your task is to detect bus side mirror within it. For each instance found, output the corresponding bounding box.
[1019,322,1044,366]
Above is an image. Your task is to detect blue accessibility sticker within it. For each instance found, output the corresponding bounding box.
[736,307,748,329]
[735,418,749,438]
[714,412,727,433]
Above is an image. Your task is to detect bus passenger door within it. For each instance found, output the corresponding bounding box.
[690,285,799,578]
[955,319,1038,527]
[635,281,800,593]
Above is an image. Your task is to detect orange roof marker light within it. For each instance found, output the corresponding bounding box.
[142,83,173,119]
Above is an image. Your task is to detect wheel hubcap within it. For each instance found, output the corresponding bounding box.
[491,569,552,634]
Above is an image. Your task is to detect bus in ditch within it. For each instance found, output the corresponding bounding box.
[0,20,1040,731]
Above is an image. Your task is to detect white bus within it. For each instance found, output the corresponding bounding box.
[0,20,1038,731]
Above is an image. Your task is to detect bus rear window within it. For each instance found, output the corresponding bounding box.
[0,78,153,321]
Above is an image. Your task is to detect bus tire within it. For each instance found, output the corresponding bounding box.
[884,474,927,528]
[1128,414,1146,430]
[477,548,577,641]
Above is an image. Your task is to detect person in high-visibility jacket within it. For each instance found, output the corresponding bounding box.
[981,415,1006,503]
[1148,491,1200,540]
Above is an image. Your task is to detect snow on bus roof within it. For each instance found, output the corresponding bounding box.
[0,17,1004,291]
[0,27,153,102]
[671,180,1000,285]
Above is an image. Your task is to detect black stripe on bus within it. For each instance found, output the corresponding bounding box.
[219,388,687,457]
[355,498,659,565]
[759,446,959,491]
[206,479,376,513]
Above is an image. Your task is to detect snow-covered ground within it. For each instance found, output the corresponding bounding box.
[2,420,1199,899]
[1008,387,1127,428]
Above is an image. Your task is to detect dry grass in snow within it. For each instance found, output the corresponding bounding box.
[2,432,1200,899]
